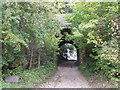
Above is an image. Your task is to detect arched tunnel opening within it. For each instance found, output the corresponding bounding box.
[57,28,80,66]
[57,42,79,67]
[59,43,77,61]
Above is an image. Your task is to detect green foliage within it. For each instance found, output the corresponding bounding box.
[94,38,119,81]
[65,2,119,81]
[1,1,119,87]
[1,2,61,78]
[2,62,57,88]
[78,58,96,77]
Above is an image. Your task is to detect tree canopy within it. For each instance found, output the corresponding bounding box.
[1,1,120,84]
[65,2,119,81]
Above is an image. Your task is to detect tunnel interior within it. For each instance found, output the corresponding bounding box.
[57,28,79,65]
[59,43,77,61]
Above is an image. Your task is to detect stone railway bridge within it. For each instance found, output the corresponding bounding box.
[54,14,85,65]
[58,27,84,65]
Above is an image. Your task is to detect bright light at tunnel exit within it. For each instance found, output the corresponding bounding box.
[62,43,77,60]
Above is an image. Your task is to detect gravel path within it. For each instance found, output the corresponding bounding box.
[36,61,91,88]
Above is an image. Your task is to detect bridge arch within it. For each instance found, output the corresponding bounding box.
[58,27,80,65]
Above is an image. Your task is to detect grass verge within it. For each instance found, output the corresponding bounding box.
[78,62,119,88]
[1,62,57,88]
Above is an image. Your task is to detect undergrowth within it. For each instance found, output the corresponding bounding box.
[78,58,97,77]
[78,58,119,88]
[1,62,57,88]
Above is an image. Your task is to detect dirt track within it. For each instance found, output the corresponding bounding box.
[36,61,91,88]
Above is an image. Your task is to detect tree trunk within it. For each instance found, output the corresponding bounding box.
[80,48,85,64]
[38,49,41,67]
[77,49,80,65]
[77,48,85,64]
[29,47,33,70]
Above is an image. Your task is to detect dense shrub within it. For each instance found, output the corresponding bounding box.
[95,38,119,81]
[65,2,119,81]
[1,2,61,77]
